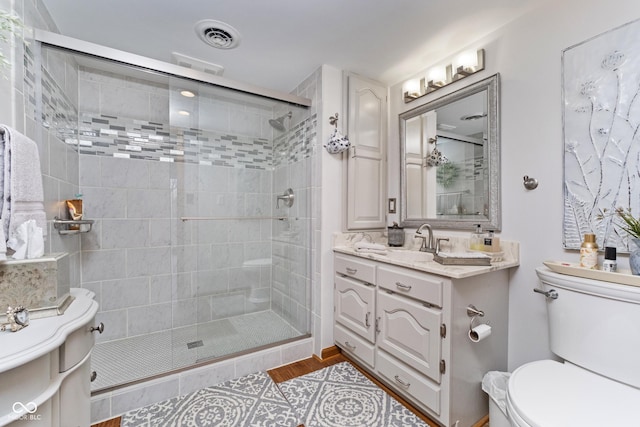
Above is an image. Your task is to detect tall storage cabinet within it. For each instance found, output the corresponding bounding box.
[344,72,387,230]
[333,252,510,427]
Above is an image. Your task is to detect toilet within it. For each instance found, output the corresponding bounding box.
[506,267,640,426]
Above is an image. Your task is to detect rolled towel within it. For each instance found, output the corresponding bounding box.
[354,241,388,255]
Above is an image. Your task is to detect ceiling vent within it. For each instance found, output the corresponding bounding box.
[195,20,241,50]
[172,52,224,76]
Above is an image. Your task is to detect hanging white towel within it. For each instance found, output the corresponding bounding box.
[0,125,47,256]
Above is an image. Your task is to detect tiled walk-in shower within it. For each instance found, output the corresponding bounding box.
[35,40,315,392]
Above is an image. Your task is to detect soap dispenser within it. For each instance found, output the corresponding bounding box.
[470,224,484,251]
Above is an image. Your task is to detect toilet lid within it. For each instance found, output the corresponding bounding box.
[507,360,640,427]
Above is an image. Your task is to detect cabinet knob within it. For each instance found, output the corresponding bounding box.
[90,371,98,382]
[90,322,104,334]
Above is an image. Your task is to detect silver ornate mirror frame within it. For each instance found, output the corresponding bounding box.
[399,73,501,230]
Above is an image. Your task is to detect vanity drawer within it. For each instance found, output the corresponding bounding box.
[378,264,443,307]
[377,349,441,416]
[335,254,376,284]
[334,323,375,369]
[60,316,96,372]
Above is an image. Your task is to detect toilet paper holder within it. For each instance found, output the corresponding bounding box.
[467,304,485,331]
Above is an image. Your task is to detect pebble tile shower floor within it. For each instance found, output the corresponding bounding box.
[91,310,302,391]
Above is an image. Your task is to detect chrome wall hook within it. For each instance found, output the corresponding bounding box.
[329,113,339,128]
[523,175,539,190]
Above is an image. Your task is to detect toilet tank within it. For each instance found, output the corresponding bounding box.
[536,267,640,389]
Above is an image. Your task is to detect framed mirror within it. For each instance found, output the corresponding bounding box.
[399,73,500,230]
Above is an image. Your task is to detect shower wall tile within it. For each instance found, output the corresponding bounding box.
[79,154,101,187]
[80,220,101,250]
[81,187,127,218]
[228,268,258,292]
[196,296,212,323]
[172,298,198,328]
[127,303,172,336]
[101,219,149,249]
[174,272,193,300]
[48,138,68,181]
[94,309,128,343]
[82,249,127,282]
[149,219,171,246]
[150,275,172,304]
[101,277,149,311]
[101,156,150,189]
[126,189,171,218]
[211,293,245,321]
[148,161,171,189]
[194,270,229,297]
[126,247,172,277]
[172,245,197,273]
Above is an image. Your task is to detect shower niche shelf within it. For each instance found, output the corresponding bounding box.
[53,217,95,235]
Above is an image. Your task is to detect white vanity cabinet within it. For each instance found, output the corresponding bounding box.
[333,252,510,427]
[0,289,99,427]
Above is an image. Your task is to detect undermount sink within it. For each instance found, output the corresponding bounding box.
[385,249,434,263]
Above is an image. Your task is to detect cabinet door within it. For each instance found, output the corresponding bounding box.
[377,290,442,383]
[345,72,387,230]
[334,274,376,343]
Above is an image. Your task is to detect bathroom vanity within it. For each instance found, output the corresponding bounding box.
[333,239,518,427]
[0,288,99,427]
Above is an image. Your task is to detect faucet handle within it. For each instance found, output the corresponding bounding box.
[436,238,449,254]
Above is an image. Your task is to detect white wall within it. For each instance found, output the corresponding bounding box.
[388,0,640,369]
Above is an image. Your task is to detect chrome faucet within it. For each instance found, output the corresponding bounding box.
[415,223,436,253]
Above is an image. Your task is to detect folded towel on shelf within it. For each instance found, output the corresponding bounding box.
[0,125,47,256]
[354,241,388,255]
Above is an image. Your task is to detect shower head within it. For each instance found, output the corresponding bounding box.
[269,112,292,132]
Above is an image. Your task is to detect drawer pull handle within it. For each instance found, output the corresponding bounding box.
[345,267,358,275]
[365,312,371,328]
[394,375,411,388]
[395,282,412,291]
[90,322,104,334]
[344,341,356,351]
[90,371,98,382]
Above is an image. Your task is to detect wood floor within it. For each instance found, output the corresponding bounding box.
[91,349,469,427]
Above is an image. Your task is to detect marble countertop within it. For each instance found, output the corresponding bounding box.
[333,232,520,279]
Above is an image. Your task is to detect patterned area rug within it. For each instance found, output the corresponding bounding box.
[121,371,299,427]
[277,362,430,427]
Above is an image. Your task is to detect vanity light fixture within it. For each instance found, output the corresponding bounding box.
[180,90,196,98]
[403,79,422,100]
[403,49,485,103]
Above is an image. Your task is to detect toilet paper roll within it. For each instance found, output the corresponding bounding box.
[469,323,492,342]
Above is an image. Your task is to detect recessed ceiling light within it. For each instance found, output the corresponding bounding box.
[180,90,196,98]
[178,110,190,116]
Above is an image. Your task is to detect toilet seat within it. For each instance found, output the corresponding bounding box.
[507,360,640,427]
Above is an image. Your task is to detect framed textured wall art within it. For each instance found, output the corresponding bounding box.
[563,18,640,251]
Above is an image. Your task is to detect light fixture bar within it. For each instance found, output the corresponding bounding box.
[403,49,485,103]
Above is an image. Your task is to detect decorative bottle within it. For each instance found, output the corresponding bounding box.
[579,233,598,269]
[470,224,484,251]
